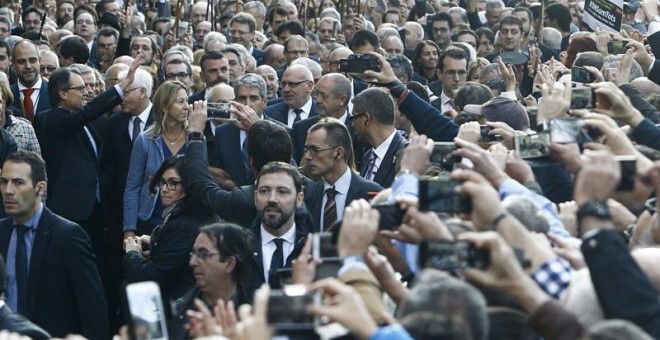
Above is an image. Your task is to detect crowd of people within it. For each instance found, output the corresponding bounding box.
[0,0,658,338]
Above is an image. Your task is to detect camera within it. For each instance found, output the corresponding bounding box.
[571,66,594,83]
[312,233,340,281]
[616,155,637,191]
[124,282,168,340]
[480,125,503,142]
[418,240,490,271]
[339,54,380,73]
[549,118,593,144]
[514,133,551,160]
[418,176,471,214]
[372,203,406,230]
[430,142,460,171]
[570,87,596,109]
[207,102,232,119]
[267,285,319,330]
[607,40,627,55]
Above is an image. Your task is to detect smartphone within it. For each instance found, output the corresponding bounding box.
[430,142,460,171]
[549,118,592,144]
[514,133,551,159]
[124,282,168,340]
[312,232,339,260]
[616,155,637,191]
[418,176,471,214]
[527,107,539,131]
[267,285,318,330]
[571,66,594,83]
[339,54,380,73]
[480,125,503,142]
[372,203,405,230]
[607,41,627,55]
[207,102,232,119]
[418,240,490,271]
[570,87,596,109]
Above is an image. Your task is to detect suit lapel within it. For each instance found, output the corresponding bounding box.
[0,218,13,260]
[249,224,266,283]
[36,80,49,114]
[373,133,404,184]
[345,172,361,207]
[27,208,54,317]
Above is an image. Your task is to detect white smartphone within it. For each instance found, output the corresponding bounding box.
[125,281,169,340]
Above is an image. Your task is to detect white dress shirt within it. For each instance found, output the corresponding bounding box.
[128,103,153,140]
[260,224,297,279]
[287,97,313,127]
[367,129,397,180]
[17,77,43,113]
[440,90,455,114]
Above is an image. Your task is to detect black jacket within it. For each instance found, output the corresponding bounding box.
[0,304,50,340]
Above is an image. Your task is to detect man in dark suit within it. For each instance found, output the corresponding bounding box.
[352,88,408,188]
[0,254,50,340]
[0,151,109,339]
[188,50,230,103]
[264,64,318,128]
[10,40,51,123]
[245,161,310,299]
[303,119,383,231]
[228,13,264,65]
[255,65,280,100]
[186,111,318,229]
[34,57,141,264]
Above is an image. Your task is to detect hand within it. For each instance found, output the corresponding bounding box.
[486,121,519,149]
[582,112,638,155]
[0,330,32,340]
[123,231,136,240]
[217,101,260,131]
[453,138,509,188]
[215,299,238,339]
[497,57,517,92]
[607,198,637,232]
[452,169,505,230]
[308,278,379,339]
[640,0,659,19]
[338,199,379,257]
[188,100,208,133]
[488,143,508,171]
[538,81,570,123]
[558,201,579,236]
[185,298,222,338]
[550,143,582,174]
[457,121,480,144]
[123,236,142,253]
[523,95,537,107]
[364,246,409,305]
[573,150,621,206]
[398,134,433,176]
[505,151,537,184]
[292,235,318,285]
[626,40,654,73]
[234,285,273,340]
[583,66,605,83]
[401,206,454,240]
[118,55,143,92]
[209,167,237,190]
[362,52,399,84]
[546,233,585,270]
[614,48,635,86]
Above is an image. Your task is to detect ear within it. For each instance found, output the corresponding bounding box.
[225,256,237,274]
[295,190,304,208]
[36,181,46,196]
[436,69,443,79]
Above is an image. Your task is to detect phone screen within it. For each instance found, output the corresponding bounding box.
[125,282,168,340]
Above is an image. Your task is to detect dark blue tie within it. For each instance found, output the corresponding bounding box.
[268,238,284,288]
[293,108,303,123]
[15,224,29,315]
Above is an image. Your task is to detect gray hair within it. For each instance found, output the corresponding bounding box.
[69,63,94,76]
[387,54,414,82]
[233,73,267,99]
[290,57,322,78]
[602,55,644,83]
[449,7,468,23]
[39,50,59,65]
[118,68,154,97]
[319,17,341,32]
[244,1,266,16]
[223,45,245,67]
[320,8,341,21]
[486,0,505,11]
[204,31,227,51]
[501,195,551,233]
[542,27,562,51]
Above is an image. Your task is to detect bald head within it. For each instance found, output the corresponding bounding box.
[206,83,236,103]
[382,35,404,56]
[263,43,285,70]
[255,64,279,98]
[282,64,314,109]
[106,63,130,88]
[114,56,135,66]
[404,22,424,51]
[316,73,352,118]
[329,47,353,73]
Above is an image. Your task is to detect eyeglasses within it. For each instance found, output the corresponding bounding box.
[350,113,368,122]
[0,28,8,33]
[76,19,94,25]
[303,145,339,157]
[165,72,190,80]
[64,85,86,92]
[159,178,182,190]
[443,70,468,77]
[40,65,57,72]
[280,80,309,88]
[189,249,219,261]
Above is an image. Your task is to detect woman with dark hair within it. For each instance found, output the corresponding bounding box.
[170,222,252,339]
[563,35,598,68]
[412,40,442,83]
[123,156,220,305]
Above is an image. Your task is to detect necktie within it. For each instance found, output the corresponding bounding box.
[293,108,303,123]
[14,224,29,315]
[360,151,378,180]
[241,136,254,182]
[323,187,337,232]
[131,116,141,143]
[22,88,35,122]
[268,238,284,288]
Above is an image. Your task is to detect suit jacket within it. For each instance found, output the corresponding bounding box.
[34,87,123,221]
[252,47,264,65]
[184,140,320,229]
[188,90,205,104]
[264,99,319,127]
[360,132,407,188]
[0,304,50,340]
[245,221,310,301]
[0,208,109,339]
[649,60,660,86]
[354,78,368,96]
[309,171,384,229]
[10,79,51,120]
[398,90,459,142]
[631,118,660,151]
[291,114,365,168]
[582,229,660,338]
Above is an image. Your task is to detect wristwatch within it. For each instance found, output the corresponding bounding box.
[188,131,205,142]
[577,200,611,223]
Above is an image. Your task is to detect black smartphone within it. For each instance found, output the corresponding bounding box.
[571,66,594,83]
[607,40,627,55]
[570,87,596,109]
[373,203,405,230]
[207,102,232,119]
[514,133,551,160]
[527,107,539,131]
[418,240,490,271]
[418,176,471,214]
[267,285,318,330]
[339,54,380,73]
[124,281,169,340]
[480,125,503,142]
[616,155,636,191]
[430,142,460,171]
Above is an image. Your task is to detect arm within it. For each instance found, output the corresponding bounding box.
[397,90,459,141]
[619,84,660,123]
[65,225,110,339]
[123,134,149,233]
[631,118,660,150]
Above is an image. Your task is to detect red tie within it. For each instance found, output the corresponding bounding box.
[22,88,35,122]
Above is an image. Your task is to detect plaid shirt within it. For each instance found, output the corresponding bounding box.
[532,257,573,299]
[6,116,41,154]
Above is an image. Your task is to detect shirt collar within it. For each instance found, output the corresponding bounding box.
[260,223,297,247]
[291,97,313,115]
[13,202,44,230]
[18,77,42,91]
[136,102,152,123]
[373,129,397,160]
[440,90,453,105]
[323,166,351,196]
